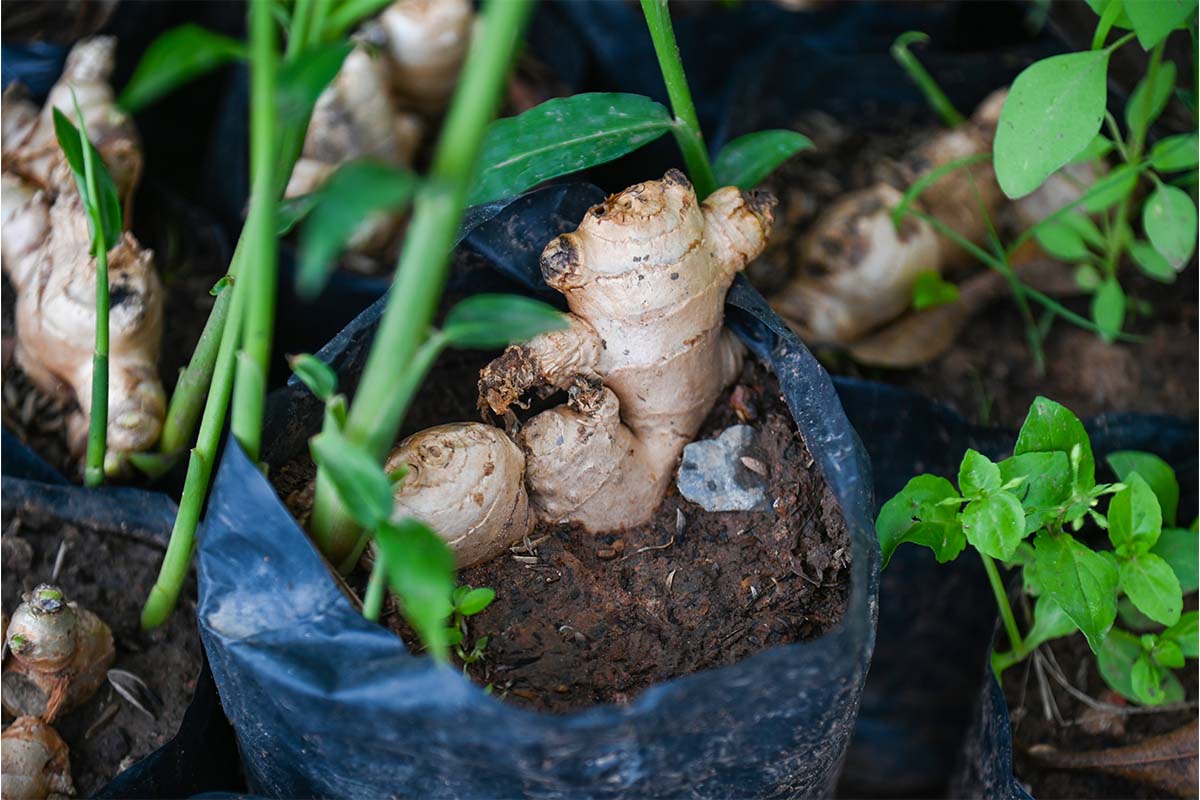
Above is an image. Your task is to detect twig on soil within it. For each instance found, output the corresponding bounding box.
[1039,646,1199,717]
[83,702,119,739]
[50,540,67,582]
[1032,650,1065,725]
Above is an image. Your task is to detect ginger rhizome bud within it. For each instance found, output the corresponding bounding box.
[380,171,775,565]
[1,38,165,471]
[3,584,115,722]
[1,717,74,800]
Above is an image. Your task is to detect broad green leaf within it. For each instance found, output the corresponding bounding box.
[1117,595,1159,630]
[1025,594,1079,650]
[1148,133,1200,172]
[1152,528,1199,592]
[276,41,352,124]
[994,50,1111,198]
[911,270,959,310]
[1091,278,1126,342]
[441,294,568,349]
[959,449,1002,497]
[1129,240,1178,282]
[1081,164,1139,213]
[1151,637,1185,668]
[1098,629,1183,704]
[309,429,394,530]
[1130,652,1175,704]
[296,160,417,298]
[119,24,246,112]
[713,129,813,190]
[1034,217,1092,260]
[458,587,496,616]
[1119,552,1182,625]
[1163,610,1198,657]
[1015,397,1096,490]
[1125,61,1177,134]
[1143,184,1198,270]
[51,109,122,249]
[1107,473,1163,555]
[375,519,455,662]
[1124,0,1198,49]
[1069,133,1116,164]
[469,93,673,207]
[1075,263,1103,290]
[875,474,965,567]
[288,354,337,401]
[1106,451,1178,526]
[1032,530,1118,652]
[963,493,1025,560]
[999,451,1072,534]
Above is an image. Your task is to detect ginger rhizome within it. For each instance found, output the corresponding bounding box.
[3,584,115,722]
[1,717,74,800]
[383,171,775,565]
[1,37,164,471]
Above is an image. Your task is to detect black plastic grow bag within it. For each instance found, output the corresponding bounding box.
[834,381,1199,797]
[194,182,881,798]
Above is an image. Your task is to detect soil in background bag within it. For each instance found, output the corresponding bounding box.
[194,183,880,798]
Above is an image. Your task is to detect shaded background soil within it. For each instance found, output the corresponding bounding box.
[1,510,202,795]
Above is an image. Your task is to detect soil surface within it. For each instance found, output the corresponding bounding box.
[2,185,228,480]
[1003,627,1198,799]
[1,510,202,796]
[278,357,851,714]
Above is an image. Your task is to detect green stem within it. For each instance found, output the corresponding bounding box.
[981,552,1025,656]
[640,0,717,198]
[142,256,248,629]
[231,0,280,465]
[80,118,110,487]
[307,0,534,568]
[891,31,965,128]
[1092,0,1122,50]
[362,546,387,621]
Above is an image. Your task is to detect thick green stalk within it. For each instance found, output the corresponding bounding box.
[640,0,717,198]
[231,0,280,464]
[891,32,965,128]
[362,546,387,621]
[80,118,110,487]
[142,264,247,629]
[308,0,534,567]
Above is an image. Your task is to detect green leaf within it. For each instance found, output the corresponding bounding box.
[441,294,568,349]
[1075,263,1103,290]
[994,50,1111,199]
[999,451,1072,534]
[1015,397,1096,491]
[1118,595,1159,630]
[1125,61,1177,134]
[458,587,496,616]
[1152,528,1199,593]
[1106,451,1179,526]
[1120,552,1182,626]
[309,429,394,530]
[1031,530,1118,652]
[1099,629,1184,704]
[1085,0,1134,29]
[375,519,456,662]
[1163,610,1198,657]
[959,449,1002,497]
[911,270,959,310]
[963,492,1026,560]
[1143,184,1198,270]
[1034,217,1093,260]
[1130,651,1175,704]
[1148,133,1200,172]
[277,193,319,236]
[713,129,813,190]
[51,108,123,249]
[468,93,674,207]
[875,475,965,567]
[1081,164,1140,213]
[1025,594,1080,650]
[1107,473,1164,555]
[1069,133,1116,164]
[1091,278,1126,342]
[119,24,246,112]
[1151,637,1185,668]
[1124,0,1198,49]
[296,160,417,298]
[1129,240,1178,282]
[288,354,337,402]
[276,41,352,125]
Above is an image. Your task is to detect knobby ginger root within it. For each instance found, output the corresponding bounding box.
[378,171,775,566]
[3,584,115,722]
[0,717,74,800]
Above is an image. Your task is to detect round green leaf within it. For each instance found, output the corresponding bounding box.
[458,587,496,616]
[1015,397,1095,490]
[713,129,813,191]
[959,449,1002,497]
[1107,472,1164,556]
[994,50,1111,199]
[1129,240,1178,282]
[875,474,964,567]
[1091,278,1126,343]
[1148,133,1200,173]
[441,294,568,349]
[1143,184,1198,270]
[1119,552,1183,626]
[963,492,1026,561]
[1124,0,1199,49]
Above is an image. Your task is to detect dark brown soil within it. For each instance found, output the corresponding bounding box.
[1,510,202,796]
[276,356,851,714]
[1002,628,1198,799]
[2,186,228,480]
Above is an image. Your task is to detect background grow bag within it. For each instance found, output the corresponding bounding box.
[835,381,1199,797]
[194,182,881,798]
